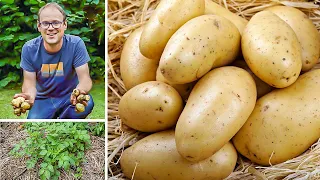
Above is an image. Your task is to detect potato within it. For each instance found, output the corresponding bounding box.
[119,81,183,132]
[156,67,195,102]
[75,103,85,113]
[120,130,237,180]
[242,11,302,88]
[233,69,320,166]
[205,0,248,35]
[159,15,240,84]
[265,6,320,72]
[175,66,256,162]
[139,0,204,60]
[232,60,273,99]
[120,27,158,90]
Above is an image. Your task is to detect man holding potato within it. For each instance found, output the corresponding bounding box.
[12,2,94,119]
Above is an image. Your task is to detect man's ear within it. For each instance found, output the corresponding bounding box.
[37,20,41,32]
[63,20,68,30]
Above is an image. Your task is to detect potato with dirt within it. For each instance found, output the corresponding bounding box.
[120,27,158,90]
[139,0,205,60]
[119,81,183,132]
[159,15,240,84]
[11,97,31,116]
[71,89,90,113]
[205,0,248,35]
[265,6,320,72]
[241,11,302,88]
[233,69,320,166]
[120,130,237,180]
[232,60,273,99]
[175,66,256,162]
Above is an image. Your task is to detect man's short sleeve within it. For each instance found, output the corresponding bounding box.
[20,44,35,72]
[73,39,90,68]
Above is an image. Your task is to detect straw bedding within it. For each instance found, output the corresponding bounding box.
[108,0,320,179]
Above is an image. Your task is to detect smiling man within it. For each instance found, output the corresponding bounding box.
[14,2,94,119]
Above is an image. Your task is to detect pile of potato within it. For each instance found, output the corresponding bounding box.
[72,89,91,113]
[118,0,320,179]
[11,97,31,116]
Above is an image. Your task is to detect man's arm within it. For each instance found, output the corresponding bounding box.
[14,70,37,105]
[70,63,92,106]
[75,63,92,93]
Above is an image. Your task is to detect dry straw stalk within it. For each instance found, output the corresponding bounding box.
[108,0,320,179]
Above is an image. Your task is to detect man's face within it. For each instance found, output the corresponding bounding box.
[38,7,67,45]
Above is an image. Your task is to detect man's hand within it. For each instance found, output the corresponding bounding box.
[12,93,34,116]
[70,89,88,106]
[13,93,35,106]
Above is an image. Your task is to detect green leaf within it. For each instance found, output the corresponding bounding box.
[58,160,63,168]
[76,11,85,16]
[44,170,51,179]
[63,161,70,170]
[40,162,48,168]
[81,37,90,42]
[80,144,84,151]
[29,0,38,5]
[26,138,33,145]
[2,0,14,4]
[12,12,24,17]
[12,144,21,151]
[69,157,75,166]
[46,135,55,142]
[40,144,46,149]
[47,164,54,173]
[40,174,46,180]
[52,175,59,180]
[57,144,65,151]
[26,159,37,169]
[74,173,82,178]
[92,0,99,5]
[0,34,14,41]
[68,29,81,35]
[7,26,20,32]
[62,156,69,161]
[39,168,45,175]
[80,27,92,33]
[39,150,47,156]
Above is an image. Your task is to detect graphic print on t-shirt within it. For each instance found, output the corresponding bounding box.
[41,62,64,77]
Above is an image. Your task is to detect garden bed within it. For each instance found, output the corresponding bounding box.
[0,122,105,180]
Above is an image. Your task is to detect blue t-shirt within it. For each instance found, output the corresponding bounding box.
[20,34,90,99]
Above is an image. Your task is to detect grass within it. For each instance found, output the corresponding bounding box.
[0,81,105,119]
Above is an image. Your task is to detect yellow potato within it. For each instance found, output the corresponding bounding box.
[175,66,256,162]
[156,67,195,102]
[242,11,302,88]
[139,0,204,60]
[233,69,320,165]
[120,27,158,90]
[119,81,183,132]
[205,0,248,35]
[266,6,320,72]
[159,15,240,84]
[120,130,237,180]
[232,60,273,99]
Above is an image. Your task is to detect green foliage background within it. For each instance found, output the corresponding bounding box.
[0,0,105,88]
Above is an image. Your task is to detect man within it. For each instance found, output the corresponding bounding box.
[13,2,94,119]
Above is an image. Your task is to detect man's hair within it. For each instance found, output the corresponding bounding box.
[38,2,67,22]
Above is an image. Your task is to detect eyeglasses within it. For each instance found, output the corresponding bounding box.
[39,21,64,29]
